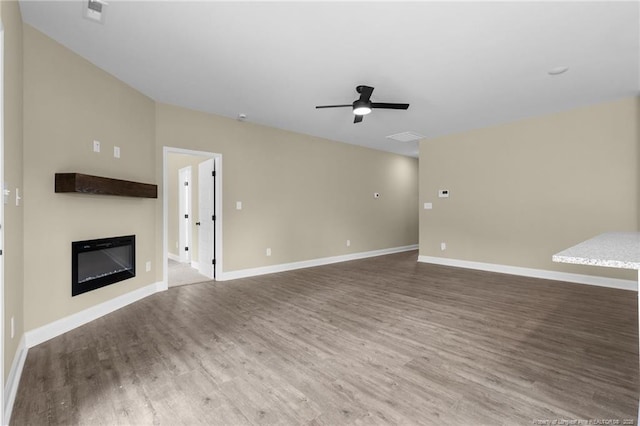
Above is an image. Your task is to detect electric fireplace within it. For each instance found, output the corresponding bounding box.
[72,235,135,296]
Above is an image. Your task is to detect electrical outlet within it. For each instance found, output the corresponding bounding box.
[441,242,446,251]
[346,239,351,247]
[145,261,151,272]
[93,140,101,153]
[114,146,121,158]
[266,248,271,256]
[236,201,242,210]
[424,202,432,210]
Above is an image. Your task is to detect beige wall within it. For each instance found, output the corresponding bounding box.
[19,24,418,331]
[23,25,158,331]
[167,153,207,260]
[156,103,419,273]
[419,96,639,281]
[2,0,24,382]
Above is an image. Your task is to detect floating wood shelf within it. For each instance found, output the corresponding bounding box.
[55,173,157,199]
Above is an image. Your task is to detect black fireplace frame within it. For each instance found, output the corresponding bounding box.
[72,235,136,296]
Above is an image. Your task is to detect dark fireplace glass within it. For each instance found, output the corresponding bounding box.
[72,235,135,296]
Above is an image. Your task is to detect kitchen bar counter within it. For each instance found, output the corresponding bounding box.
[553,232,640,270]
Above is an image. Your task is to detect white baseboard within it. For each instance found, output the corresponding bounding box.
[190,261,200,269]
[220,245,418,281]
[417,256,637,291]
[25,281,163,349]
[167,253,181,262]
[3,335,26,425]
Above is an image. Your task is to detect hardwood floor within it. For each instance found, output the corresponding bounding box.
[11,251,638,425]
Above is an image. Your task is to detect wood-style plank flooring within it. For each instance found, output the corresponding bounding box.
[11,251,638,425]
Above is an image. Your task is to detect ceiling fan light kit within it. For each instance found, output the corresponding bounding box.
[316,85,409,124]
[353,100,372,116]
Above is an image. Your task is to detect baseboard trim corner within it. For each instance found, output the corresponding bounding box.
[24,281,163,349]
[3,334,26,426]
[167,253,181,262]
[221,244,418,281]
[417,255,637,291]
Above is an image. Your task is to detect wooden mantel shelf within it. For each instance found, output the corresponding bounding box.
[55,173,158,199]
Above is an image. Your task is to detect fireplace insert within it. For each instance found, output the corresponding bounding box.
[72,235,135,296]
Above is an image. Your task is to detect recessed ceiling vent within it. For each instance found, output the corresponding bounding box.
[386,131,424,142]
[83,0,107,24]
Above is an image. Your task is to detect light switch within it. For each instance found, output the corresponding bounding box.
[114,146,120,158]
[93,140,101,153]
[236,201,242,210]
[3,184,10,205]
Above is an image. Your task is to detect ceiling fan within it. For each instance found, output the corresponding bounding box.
[316,85,410,123]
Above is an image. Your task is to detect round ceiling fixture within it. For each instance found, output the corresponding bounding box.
[548,66,569,76]
[352,100,372,116]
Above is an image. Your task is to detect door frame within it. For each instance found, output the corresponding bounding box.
[0,19,5,425]
[177,166,192,263]
[163,147,222,287]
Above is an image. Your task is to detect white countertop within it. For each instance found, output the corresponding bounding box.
[552,232,640,270]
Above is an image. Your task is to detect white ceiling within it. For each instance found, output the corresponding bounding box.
[19,1,640,157]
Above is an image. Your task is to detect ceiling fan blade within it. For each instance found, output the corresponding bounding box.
[371,102,410,110]
[354,115,363,124]
[316,104,352,109]
[358,85,374,102]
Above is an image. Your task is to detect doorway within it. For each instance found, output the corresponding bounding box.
[163,148,221,287]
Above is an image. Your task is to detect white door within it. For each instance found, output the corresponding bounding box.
[198,159,215,279]
[178,166,192,263]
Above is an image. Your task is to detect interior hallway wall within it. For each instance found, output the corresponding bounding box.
[156,103,419,274]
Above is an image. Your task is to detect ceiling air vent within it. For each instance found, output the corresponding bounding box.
[83,0,107,24]
[386,131,424,142]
